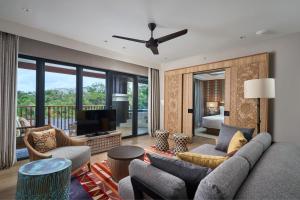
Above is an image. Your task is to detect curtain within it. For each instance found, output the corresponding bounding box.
[0,32,19,169]
[194,79,204,128]
[148,68,160,136]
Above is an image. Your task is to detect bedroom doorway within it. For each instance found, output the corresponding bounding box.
[193,70,225,139]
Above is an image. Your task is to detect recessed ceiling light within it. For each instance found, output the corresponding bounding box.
[104,40,108,43]
[122,46,126,49]
[22,8,31,13]
[256,29,268,35]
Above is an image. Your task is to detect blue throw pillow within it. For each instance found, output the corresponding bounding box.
[147,153,210,199]
[215,123,255,152]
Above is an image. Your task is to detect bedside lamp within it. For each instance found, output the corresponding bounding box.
[206,101,218,115]
[244,78,275,133]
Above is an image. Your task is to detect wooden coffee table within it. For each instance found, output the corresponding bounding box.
[107,145,144,182]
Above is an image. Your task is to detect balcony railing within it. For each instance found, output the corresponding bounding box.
[17,105,106,130]
[17,105,149,133]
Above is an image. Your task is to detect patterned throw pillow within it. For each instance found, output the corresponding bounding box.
[31,129,57,153]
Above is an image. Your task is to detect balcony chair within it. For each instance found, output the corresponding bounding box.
[24,125,91,173]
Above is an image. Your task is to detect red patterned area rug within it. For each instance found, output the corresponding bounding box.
[73,146,175,200]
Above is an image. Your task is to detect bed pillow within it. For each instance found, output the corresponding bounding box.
[215,124,254,152]
[147,153,209,199]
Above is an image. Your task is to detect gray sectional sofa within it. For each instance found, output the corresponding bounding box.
[119,133,300,199]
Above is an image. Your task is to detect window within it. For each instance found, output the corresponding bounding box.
[17,55,148,138]
[111,73,134,137]
[17,58,37,130]
[82,69,106,110]
[138,77,148,135]
[45,62,77,130]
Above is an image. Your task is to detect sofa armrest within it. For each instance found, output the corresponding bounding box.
[128,159,188,200]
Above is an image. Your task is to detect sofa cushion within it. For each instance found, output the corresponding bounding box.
[177,152,227,169]
[251,132,272,151]
[235,140,264,169]
[195,156,250,200]
[147,153,209,199]
[227,130,248,154]
[48,146,90,171]
[235,143,300,200]
[215,124,255,152]
[129,159,188,200]
[191,144,226,156]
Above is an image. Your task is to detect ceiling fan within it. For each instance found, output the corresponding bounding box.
[112,23,188,55]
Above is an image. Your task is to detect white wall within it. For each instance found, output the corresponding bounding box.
[160,32,300,143]
[19,37,149,76]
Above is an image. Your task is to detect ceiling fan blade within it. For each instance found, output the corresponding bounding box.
[156,29,188,44]
[112,35,146,43]
[150,46,159,55]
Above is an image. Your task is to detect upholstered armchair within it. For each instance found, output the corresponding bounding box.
[24,125,91,173]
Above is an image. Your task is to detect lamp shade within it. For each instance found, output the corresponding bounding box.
[244,78,275,99]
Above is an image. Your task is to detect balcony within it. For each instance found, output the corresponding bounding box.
[16,105,148,137]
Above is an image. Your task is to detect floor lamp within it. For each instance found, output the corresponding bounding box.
[244,78,275,133]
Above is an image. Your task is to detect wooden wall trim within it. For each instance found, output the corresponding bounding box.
[164,52,270,137]
[165,52,269,74]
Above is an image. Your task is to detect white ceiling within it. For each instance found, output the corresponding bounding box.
[0,0,300,67]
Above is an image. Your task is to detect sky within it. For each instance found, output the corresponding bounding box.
[17,69,105,92]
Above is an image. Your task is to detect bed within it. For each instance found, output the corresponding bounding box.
[202,115,224,130]
[201,106,224,135]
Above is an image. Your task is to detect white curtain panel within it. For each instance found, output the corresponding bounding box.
[148,68,160,136]
[0,32,19,169]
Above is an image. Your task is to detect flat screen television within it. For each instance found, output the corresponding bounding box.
[76,109,116,136]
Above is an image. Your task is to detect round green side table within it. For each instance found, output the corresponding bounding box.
[16,158,72,200]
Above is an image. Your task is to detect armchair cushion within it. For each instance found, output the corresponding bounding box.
[31,128,57,153]
[48,146,91,171]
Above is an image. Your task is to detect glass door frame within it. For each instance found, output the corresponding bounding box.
[19,54,148,138]
[107,71,139,138]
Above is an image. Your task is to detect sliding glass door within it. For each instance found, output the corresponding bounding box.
[82,68,106,110]
[17,58,37,134]
[137,77,148,135]
[111,73,135,137]
[44,62,77,130]
[17,54,148,138]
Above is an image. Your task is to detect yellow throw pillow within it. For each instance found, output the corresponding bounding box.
[177,152,227,169]
[227,130,248,154]
[31,129,57,153]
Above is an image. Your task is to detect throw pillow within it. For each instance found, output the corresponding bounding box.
[176,152,227,169]
[215,123,255,152]
[147,153,209,199]
[31,129,57,153]
[227,130,248,154]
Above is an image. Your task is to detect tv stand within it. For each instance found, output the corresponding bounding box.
[85,132,110,137]
[74,131,121,154]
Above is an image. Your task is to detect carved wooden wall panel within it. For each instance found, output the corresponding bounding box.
[164,53,269,140]
[164,73,183,135]
[232,63,259,132]
[182,73,193,140]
